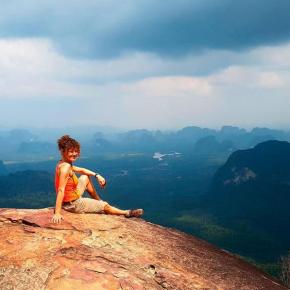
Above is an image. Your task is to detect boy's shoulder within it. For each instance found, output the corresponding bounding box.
[57,162,72,172]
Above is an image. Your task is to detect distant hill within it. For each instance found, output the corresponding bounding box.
[1,126,290,160]
[203,140,290,261]
[0,161,7,175]
[193,135,234,155]
[208,140,290,218]
[0,170,54,208]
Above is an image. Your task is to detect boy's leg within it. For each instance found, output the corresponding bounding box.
[78,175,101,200]
[77,176,128,215]
[86,176,102,200]
[103,204,129,215]
[104,204,144,217]
[77,175,143,217]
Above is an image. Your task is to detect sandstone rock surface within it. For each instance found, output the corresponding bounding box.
[0,208,286,290]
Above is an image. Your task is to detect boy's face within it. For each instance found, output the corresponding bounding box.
[63,148,80,162]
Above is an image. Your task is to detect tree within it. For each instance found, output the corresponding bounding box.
[280,252,290,287]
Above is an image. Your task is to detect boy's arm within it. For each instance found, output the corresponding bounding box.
[73,165,106,187]
[52,164,70,223]
[72,165,99,177]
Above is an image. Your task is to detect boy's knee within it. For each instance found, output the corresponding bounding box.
[79,175,89,183]
[103,203,111,213]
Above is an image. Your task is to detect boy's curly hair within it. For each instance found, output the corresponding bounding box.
[57,135,80,153]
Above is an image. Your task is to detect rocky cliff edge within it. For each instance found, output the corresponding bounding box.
[0,208,286,290]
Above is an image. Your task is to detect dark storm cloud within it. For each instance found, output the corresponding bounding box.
[0,0,290,59]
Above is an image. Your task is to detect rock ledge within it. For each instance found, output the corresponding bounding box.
[0,208,286,290]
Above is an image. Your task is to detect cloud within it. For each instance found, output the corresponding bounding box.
[0,0,290,59]
[122,76,212,97]
[257,72,285,89]
[0,38,250,100]
[1,37,290,129]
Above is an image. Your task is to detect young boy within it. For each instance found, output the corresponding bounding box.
[52,135,143,223]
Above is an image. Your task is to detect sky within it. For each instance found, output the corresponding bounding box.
[1,0,290,130]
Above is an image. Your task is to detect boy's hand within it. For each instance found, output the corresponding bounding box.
[51,213,64,224]
[96,174,106,188]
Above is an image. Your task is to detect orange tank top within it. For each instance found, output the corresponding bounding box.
[55,161,80,202]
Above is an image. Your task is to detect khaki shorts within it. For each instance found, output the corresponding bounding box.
[63,198,108,214]
[62,175,108,214]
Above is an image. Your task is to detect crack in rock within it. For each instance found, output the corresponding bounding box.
[58,246,128,269]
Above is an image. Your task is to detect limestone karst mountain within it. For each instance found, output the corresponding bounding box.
[0,208,286,290]
[203,140,290,261]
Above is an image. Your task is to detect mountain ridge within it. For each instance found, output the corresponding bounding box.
[199,140,290,262]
